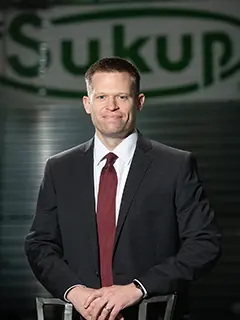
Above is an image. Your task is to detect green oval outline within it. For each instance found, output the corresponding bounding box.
[52,7,240,28]
[0,75,199,98]
[1,7,240,98]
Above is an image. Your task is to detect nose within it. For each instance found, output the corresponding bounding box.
[107,97,118,110]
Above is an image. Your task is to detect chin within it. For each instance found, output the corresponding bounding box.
[107,130,133,139]
[100,129,124,138]
[98,125,133,138]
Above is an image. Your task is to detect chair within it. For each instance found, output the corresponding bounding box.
[138,294,177,320]
[36,297,73,320]
[36,293,177,320]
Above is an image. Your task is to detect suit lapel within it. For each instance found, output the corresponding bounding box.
[114,134,153,251]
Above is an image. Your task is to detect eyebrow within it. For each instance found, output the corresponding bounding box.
[94,92,131,95]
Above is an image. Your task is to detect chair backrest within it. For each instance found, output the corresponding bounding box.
[138,294,177,320]
[36,297,73,320]
[36,293,177,320]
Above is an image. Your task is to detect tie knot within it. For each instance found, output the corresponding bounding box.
[105,152,118,167]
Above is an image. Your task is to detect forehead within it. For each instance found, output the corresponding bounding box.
[91,71,133,93]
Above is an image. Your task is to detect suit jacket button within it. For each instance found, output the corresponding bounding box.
[96,271,100,278]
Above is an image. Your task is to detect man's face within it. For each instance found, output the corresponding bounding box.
[83,71,145,140]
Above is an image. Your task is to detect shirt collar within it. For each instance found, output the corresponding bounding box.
[94,131,138,166]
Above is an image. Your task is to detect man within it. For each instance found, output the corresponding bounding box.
[25,57,221,320]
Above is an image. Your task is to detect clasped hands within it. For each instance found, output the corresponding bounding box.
[67,283,143,320]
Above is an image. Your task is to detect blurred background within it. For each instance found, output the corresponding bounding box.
[0,0,240,319]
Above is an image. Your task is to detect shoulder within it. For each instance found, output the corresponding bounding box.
[147,138,195,172]
[137,131,194,168]
[146,140,199,187]
[150,139,191,160]
[47,138,93,167]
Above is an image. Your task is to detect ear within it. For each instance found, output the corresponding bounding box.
[136,93,145,111]
[82,95,91,114]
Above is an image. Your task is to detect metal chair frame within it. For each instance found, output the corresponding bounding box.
[36,297,73,320]
[36,293,177,320]
[138,294,177,320]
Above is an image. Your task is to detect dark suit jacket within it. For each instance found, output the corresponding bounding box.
[25,133,221,319]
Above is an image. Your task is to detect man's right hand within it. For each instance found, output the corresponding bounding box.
[66,285,95,320]
[66,285,124,320]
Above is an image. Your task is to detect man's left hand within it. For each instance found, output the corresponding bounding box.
[84,283,143,320]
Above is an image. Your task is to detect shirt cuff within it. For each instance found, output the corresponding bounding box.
[64,284,85,302]
[133,279,148,298]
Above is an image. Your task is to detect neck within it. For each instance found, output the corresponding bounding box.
[96,130,135,151]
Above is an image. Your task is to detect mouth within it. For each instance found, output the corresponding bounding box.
[103,115,122,120]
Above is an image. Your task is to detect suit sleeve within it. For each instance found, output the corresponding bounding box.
[137,153,221,296]
[25,158,81,299]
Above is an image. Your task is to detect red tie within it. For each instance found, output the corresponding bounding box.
[97,152,118,287]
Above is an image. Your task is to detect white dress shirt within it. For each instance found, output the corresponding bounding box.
[64,131,147,300]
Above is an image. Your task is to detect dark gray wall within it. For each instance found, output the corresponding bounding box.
[0,100,239,320]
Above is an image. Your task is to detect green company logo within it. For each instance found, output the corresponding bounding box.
[1,7,240,98]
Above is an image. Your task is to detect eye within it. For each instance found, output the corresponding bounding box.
[97,95,106,100]
[118,95,128,100]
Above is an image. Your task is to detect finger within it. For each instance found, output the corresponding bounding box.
[84,290,102,308]
[98,305,113,320]
[86,297,100,316]
[81,310,92,320]
[116,313,124,320]
[91,298,109,320]
[106,306,121,320]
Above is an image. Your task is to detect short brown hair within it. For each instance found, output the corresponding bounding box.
[85,56,140,94]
